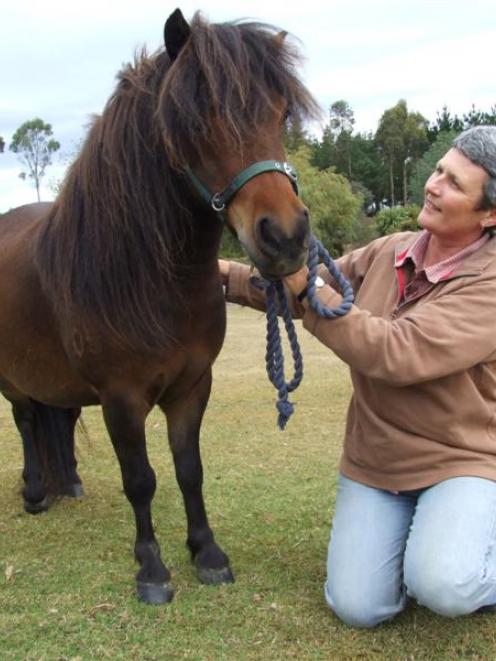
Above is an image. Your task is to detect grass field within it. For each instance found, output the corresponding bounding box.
[1,304,495,660]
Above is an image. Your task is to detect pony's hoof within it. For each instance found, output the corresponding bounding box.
[197,566,235,586]
[136,581,174,605]
[67,483,84,498]
[23,496,50,515]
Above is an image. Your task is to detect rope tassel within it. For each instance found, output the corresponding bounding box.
[261,235,354,429]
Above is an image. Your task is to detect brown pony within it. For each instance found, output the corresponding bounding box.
[0,9,318,603]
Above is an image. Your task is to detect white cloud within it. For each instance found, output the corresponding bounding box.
[310,30,496,130]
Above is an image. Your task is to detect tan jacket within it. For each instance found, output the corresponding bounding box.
[227,232,496,490]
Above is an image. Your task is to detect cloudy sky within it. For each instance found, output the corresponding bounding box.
[1,0,495,212]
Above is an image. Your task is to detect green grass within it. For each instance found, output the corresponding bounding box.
[1,305,495,660]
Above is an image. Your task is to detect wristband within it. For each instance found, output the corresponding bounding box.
[296,276,325,303]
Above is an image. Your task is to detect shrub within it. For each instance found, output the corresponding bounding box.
[373,204,421,236]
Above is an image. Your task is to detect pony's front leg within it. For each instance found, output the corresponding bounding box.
[101,394,173,604]
[161,369,234,586]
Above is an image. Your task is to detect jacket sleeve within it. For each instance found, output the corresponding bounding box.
[225,261,306,317]
[302,276,496,386]
[224,234,410,318]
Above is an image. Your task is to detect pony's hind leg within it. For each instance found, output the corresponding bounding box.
[58,407,84,499]
[101,394,173,604]
[12,400,84,513]
[11,401,48,514]
[161,369,234,586]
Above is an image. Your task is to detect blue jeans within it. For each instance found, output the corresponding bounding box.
[325,474,496,628]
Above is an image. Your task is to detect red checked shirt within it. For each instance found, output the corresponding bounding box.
[394,229,490,308]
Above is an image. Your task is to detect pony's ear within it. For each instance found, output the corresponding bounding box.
[164,9,191,62]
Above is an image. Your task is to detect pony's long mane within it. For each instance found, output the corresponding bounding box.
[35,13,319,350]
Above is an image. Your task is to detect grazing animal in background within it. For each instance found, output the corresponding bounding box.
[0,8,318,603]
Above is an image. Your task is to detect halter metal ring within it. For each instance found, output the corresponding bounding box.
[284,162,297,180]
[211,193,226,212]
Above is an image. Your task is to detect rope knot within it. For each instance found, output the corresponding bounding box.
[276,399,294,430]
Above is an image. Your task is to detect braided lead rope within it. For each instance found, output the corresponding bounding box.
[259,234,354,429]
[306,236,354,318]
[263,281,304,429]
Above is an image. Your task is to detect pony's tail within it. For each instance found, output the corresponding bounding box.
[30,401,82,497]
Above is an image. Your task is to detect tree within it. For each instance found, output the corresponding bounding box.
[290,145,363,256]
[401,111,430,205]
[375,100,428,206]
[329,100,355,177]
[283,115,311,151]
[375,102,405,206]
[0,136,4,153]
[409,129,459,206]
[9,118,60,202]
[373,204,421,236]
[310,125,334,171]
[428,103,496,142]
[347,133,387,213]
[462,104,496,128]
[311,123,387,214]
[427,105,463,142]
[310,100,355,176]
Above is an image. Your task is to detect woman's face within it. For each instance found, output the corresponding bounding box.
[418,148,496,245]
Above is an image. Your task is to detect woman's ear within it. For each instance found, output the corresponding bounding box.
[481,208,496,229]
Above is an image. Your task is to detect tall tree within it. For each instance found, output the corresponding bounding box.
[375,102,405,206]
[428,103,496,142]
[427,105,464,142]
[375,100,428,206]
[283,115,311,151]
[329,99,355,135]
[311,100,356,176]
[401,111,430,204]
[311,125,334,171]
[329,100,355,177]
[463,104,496,128]
[9,118,60,202]
[0,136,4,153]
[348,132,387,213]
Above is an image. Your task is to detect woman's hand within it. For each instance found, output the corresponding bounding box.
[218,259,230,286]
[283,266,309,298]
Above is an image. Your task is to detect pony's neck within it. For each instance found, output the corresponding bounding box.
[36,52,224,351]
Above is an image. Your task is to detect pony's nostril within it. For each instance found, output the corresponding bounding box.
[257,217,283,257]
[295,209,310,244]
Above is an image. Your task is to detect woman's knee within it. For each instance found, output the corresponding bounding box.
[405,556,481,617]
[324,579,404,628]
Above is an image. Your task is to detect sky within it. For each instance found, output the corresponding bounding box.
[1,0,495,212]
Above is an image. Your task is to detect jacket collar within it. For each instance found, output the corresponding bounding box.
[394,231,496,280]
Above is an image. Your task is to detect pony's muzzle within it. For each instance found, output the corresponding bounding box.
[255,208,310,270]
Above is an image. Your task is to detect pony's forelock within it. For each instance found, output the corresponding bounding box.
[159,13,320,167]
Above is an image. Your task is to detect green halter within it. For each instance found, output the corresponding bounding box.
[187,160,299,213]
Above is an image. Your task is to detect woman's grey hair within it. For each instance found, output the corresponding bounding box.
[452,126,496,210]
